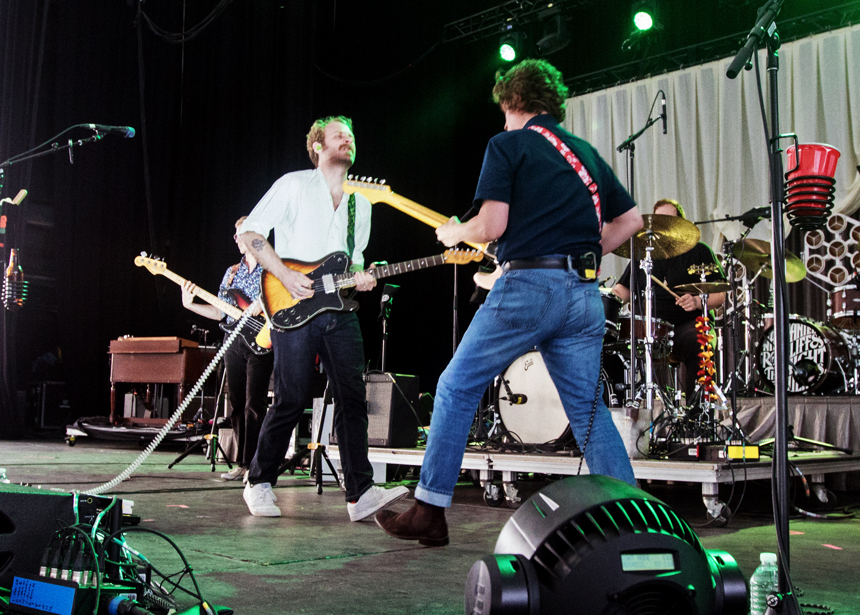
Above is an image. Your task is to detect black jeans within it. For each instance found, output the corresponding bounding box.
[248,312,374,502]
[224,339,274,468]
[671,318,702,403]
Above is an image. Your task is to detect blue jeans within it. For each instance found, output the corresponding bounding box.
[416,267,636,507]
[248,312,374,502]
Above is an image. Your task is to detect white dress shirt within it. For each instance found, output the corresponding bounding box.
[240,168,371,271]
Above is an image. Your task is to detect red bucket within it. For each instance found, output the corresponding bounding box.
[786,143,841,179]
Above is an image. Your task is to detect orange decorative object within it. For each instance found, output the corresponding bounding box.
[694,316,718,402]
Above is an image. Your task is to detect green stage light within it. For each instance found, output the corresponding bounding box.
[499,29,525,62]
[633,9,653,31]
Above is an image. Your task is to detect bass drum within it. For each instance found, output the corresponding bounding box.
[496,350,616,446]
[756,316,851,394]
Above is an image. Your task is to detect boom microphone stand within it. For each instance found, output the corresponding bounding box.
[616,93,667,411]
[727,2,799,613]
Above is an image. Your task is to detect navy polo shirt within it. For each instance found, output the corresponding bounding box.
[474,114,636,265]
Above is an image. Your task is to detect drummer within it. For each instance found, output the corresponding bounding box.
[612,199,726,405]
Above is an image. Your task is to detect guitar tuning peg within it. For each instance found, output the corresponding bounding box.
[348,174,354,180]
[140,251,147,257]
[360,176,367,182]
[379,179,386,185]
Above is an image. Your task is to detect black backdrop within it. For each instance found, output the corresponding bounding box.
[0,0,845,435]
[0,1,514,433]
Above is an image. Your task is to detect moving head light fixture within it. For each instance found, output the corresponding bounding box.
[465,475,748,615]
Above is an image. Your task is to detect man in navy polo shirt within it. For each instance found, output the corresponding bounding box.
[376,59,644,547]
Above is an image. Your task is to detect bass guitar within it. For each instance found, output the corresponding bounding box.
[135,255,272,355]
[261,248,483,330]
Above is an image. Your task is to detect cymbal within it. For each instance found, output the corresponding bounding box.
[674,281,732,295]
[731,238,806,282]
[613,214,701,260]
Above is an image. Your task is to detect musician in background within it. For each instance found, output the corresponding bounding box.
[237,116,408,519]
[181,216,274,481]
[375,59,643,547]
[612,199,726,404]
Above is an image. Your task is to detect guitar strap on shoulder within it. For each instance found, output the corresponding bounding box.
[528,125,602,230]
[224,263,241,288]
[346,192,356,262]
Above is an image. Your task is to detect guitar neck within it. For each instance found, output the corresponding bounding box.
[159,269,244,319]
[335,254,450,289]
[345,181,487,252]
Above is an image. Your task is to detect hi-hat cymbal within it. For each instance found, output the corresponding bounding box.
[674,281,732,295]
[732,238,806,282]
[613,214,701,260]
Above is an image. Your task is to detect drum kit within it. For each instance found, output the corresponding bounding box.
[488,213,860,449]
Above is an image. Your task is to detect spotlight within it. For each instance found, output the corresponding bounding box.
[465,475,748,615]
[499,26,526,62]
[632,0,658,31]
[536,10,572,56]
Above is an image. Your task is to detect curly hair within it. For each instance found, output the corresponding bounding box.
[306,115,353,167]
[492,59,569,123]
[653,198,686,219]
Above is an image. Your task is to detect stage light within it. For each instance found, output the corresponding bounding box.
[499,26,526,62]
[632,0,657,31]
[465,475,748,615]
[536,10,572,56]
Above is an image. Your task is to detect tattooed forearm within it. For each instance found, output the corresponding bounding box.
[251,238,266,252]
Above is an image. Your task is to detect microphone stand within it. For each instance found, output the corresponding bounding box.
[616,107,665,412]
[728,3,799,613]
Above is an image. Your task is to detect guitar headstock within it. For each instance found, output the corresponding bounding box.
[443,248,484,265]
[134,253,167,276]
[343,175,393,204]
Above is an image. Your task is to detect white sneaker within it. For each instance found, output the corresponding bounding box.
[221,466,246,481]
[243,482,281,517]
[347,485,409,522]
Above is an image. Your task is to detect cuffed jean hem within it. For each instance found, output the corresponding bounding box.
[415,485,452,508]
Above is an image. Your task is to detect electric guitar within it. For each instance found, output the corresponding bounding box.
[261,249,483,330]
[343,177,489,253]
[135,255,272,355]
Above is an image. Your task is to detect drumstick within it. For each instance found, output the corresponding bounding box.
[650,275,681,299]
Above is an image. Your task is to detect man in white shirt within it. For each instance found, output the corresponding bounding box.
[238,116,408,519]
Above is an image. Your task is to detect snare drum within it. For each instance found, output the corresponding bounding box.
[600,288,623,341]
[756,316,851,394]
[830,285,860,329]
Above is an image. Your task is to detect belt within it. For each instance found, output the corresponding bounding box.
[502,253,597,279]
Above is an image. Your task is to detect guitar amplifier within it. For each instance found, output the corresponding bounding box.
[329,373,420,448]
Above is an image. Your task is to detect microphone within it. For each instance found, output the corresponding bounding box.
[84,124,136,138]
[499,393,528,405]
[661,93,667,135]
[104,596,155,615]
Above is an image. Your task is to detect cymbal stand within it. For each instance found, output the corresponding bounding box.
[635,242,677,414]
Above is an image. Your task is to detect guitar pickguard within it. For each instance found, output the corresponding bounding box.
[264,253,358,330]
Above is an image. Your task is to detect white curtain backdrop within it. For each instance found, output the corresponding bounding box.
[565,24,860,283]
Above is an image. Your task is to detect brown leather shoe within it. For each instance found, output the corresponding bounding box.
[375,501,449,547]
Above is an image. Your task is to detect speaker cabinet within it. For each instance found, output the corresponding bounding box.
[329,373,420,448]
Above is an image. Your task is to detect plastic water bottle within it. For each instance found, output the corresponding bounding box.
[749,552,779,615]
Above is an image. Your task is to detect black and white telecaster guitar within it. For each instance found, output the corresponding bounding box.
[261,249,483,330]
[135,255,272,354]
